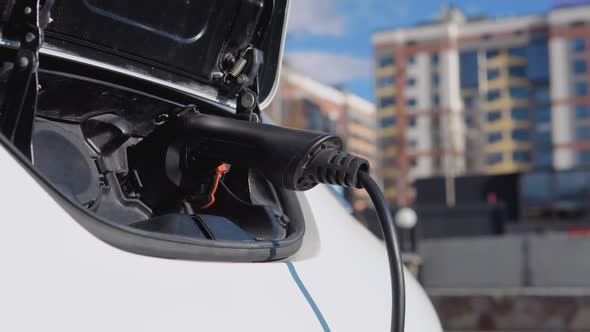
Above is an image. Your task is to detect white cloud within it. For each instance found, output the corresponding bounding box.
[286,51,372,84]
[287,0,346,36]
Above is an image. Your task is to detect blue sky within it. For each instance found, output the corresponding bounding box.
[284,0,557,101]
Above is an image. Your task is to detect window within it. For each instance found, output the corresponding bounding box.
[432,54,439,64]
[572,38,586,52]
[487,90,501,101]
[379,54,394,67]
[407,98,417,107]
[574,81,588,96]
[513,150,532,163]
[536,107,551,124]
[378,76,395,88]
[533,87,550,104]
[576,126,590,140]
[433,94,440,107]
[463,96,475,108]
[408,139,418,150]
[303,99,324,131]
[581,151,590,164]
[486,49,500,59]
[488,131,503,143]
[573,59,588,74]
[407,78,416,86]
[380,116,396,128]
[512,129,530,142]
[460,51,479,88]
[508,46,527,57]
[511,108,529,120]
[522,172,554,206]
[406,56,415,65]
[379,96,396,108]
[487,111,502,122]
[487,68,500,80]
[510,86,529,99]
[465,116,473,128]
[432,74,439,86]
[535,151,553,168]
[380,136,397,147]
[527,40,550,82]
[535,131,552,146]
[509,66,527,78]
[487,152,504,165]
[576,105,590,120]
[408,118,417,127]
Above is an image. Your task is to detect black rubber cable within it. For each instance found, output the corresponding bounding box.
[358,171,405,332]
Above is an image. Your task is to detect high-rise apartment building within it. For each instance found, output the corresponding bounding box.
[265,66,378,212]
[372,4,590,205]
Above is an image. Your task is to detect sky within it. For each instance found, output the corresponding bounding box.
[284,0,557,101]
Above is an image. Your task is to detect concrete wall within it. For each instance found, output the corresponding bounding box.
[419,233,590,289]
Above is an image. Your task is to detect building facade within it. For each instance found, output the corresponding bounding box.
[265,66,378,212]
[372,5,590,205]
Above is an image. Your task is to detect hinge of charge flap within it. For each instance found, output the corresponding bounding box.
[223,46,264,123]
[0,0,53,159]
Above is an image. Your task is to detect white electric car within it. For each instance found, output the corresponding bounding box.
[0,0,442,331]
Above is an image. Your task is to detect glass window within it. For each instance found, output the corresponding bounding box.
[488,131,503,143]
[380,116,396,128]
[408,118,417,127]
[576,126,590,140]
[509,66,527,78]
[380,136,397,147]
[407,78,416,86]
[574,81,588,96]
[433,94,440,107]
[460,51,479,88]
[527,40,550,82]
[533,87,550,104]
[521,172,553,206]
[510,86,530,99]
[486,49,500,59]
[535,150,553,168]
[487,152,503,164]
[487,90,501,101]
[556,170,588,211]
[536,107,552,124]
[535,131,552,146]
[581,150,590,164]
[379,96,395,108]
[432,74,439,86]
[465,116,473,128]
[463,96,475,108]
[572,38,586,52]
[432,54,439,64]
[508,46,527,57]
[378,76,395,88]
[573,59,588,74]
[407,98,417,107]
[304,99,324,132]
[487,68,500,80]
[512,129,530,142]
[379,54,394,67]
[487,111,502,122]
[513,150,532,163]
[511,108,529,120]
[576,105,590,120]
[406,56,415,65]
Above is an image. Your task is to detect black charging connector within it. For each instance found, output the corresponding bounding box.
[182,110,406,332]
